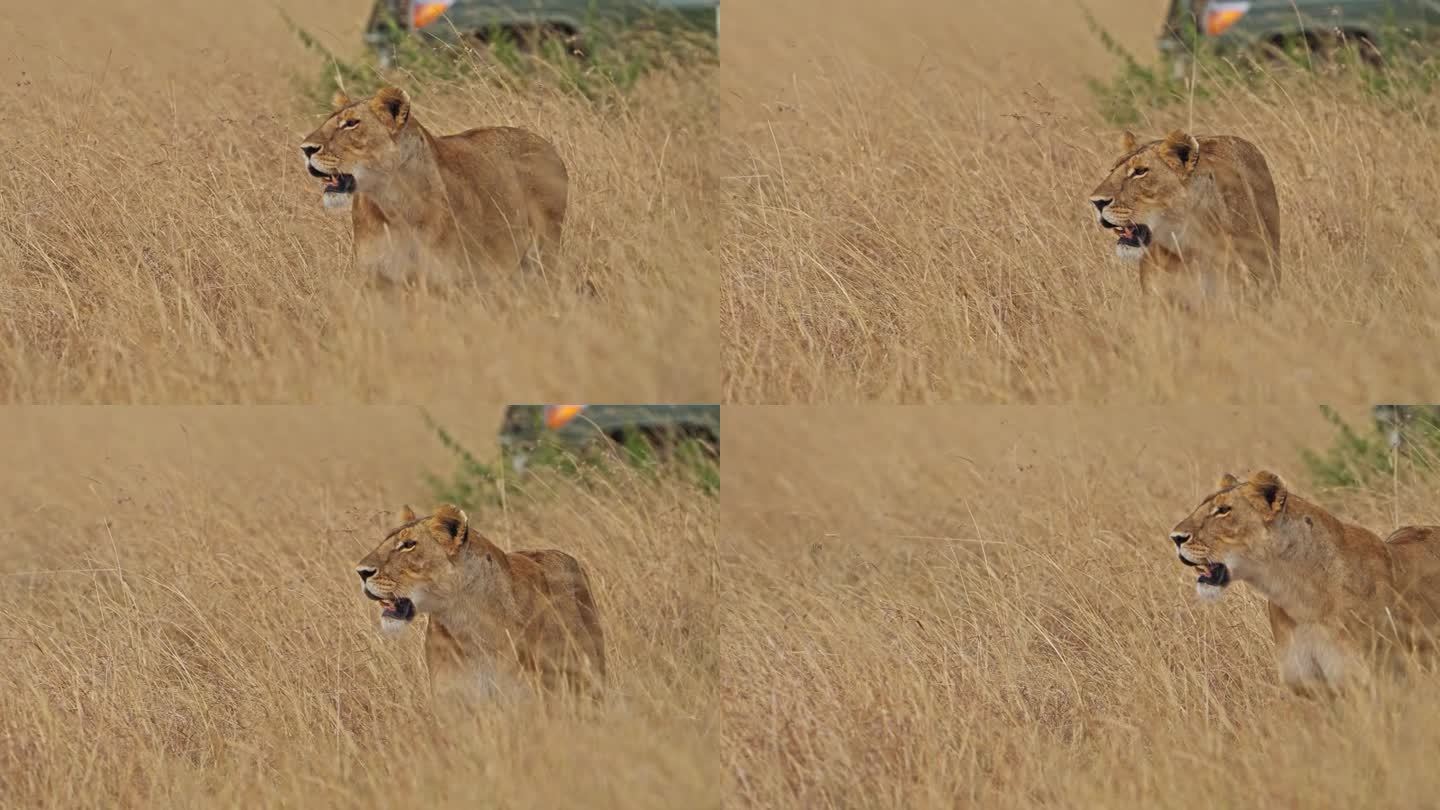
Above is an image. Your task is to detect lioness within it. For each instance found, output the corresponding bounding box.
[301,86,568,284]
[1088,129,1281,300]
[1169,470,1440,694]
[355,504,606,704]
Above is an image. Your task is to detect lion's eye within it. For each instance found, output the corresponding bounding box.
[1213,505,1231,516]
[1130,167,1148,178]
[341,119,361,130]
[399,539,417,551]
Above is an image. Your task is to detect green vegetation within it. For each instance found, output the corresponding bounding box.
[1078,3,1440,126]
[1302,405,1440,489]
[281,6,715,111]
[420,410,718,513]
[1078,4,1212,127]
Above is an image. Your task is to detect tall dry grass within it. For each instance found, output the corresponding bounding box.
[722,0,1440,402]
[0,407,717,808]
[0,0,717,402]
[722,405,1440,807]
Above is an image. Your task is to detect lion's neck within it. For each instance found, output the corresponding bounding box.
[1243,498,1385,624]
[356,123,446,226]
[426,535,521,649]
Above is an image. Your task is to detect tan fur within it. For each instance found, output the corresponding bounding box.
[300,86,568,285]
[1088,129,1281,303]
[1169,470,1440,695]
[355,504,606,706]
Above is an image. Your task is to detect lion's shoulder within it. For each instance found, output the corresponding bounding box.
[1194,135,1274,193]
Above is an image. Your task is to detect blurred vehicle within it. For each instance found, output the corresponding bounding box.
[1372,404,1440,451]
[1158,0,1437,75]
[364,0,718,65]
[497,404,719,473]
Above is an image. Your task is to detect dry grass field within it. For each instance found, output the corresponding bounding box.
[0,0,717,402]
[0,407,717,808]
[722,405,1440,807]
[722,0,1440,402]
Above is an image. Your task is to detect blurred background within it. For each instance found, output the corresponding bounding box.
[0,405,719,808]
[0,0,719,402]
[722,403,1440,807]
[720,0,1440,401]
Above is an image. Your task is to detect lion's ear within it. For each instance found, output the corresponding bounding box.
[331,90,352,111]
[1246,470,1287,514]
[1161,129,1200,173]
[1216,473,1239,489]
[1121,130,1138,153]
[371,85,411,131]
[429,503,469,552]
[397,504,417,524]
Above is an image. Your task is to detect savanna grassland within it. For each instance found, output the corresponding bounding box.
[722,405,1440,807]
[0,407,717,808]
[0,0,717,402]
[722,0,1440,402]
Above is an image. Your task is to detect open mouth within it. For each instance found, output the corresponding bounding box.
[1197,562,1229,587]
[307,164,355,195]
[1104,220,1152,249]
[365,590,416,622]
[1181,555,1231,588]
[381,597,415,621]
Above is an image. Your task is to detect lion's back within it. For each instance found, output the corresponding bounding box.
[437,126,569,210]
[511,548,607,680]
[1385,525,1440,571]
[1198,135,1281,253]
[1384,526,1440,623]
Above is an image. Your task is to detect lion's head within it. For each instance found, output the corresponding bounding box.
[300,86,414,212]
[1088,129,1203,262]
[1169,470,1289,602]
[355,503,473,634]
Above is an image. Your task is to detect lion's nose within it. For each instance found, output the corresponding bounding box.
[356,565,377,582]
[1170,532,1191,547]
[1090,197,1111,213]
[301,143,321,158]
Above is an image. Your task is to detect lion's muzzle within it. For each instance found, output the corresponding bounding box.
[1173,534,1231,591]
[358,569,416,624]
[1180,551,1230,586]
[363,584,416,622]
[301,143,356,210]
[377,595,415,621]
[1196,562,1229,587]
[1113,223,1152,249]
[1091,197,1152,254]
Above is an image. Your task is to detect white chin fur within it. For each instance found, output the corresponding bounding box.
[1115,244,1146,262]
[322,191,353,211]
[380,616,411,636]
[1196,582,1227,603]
